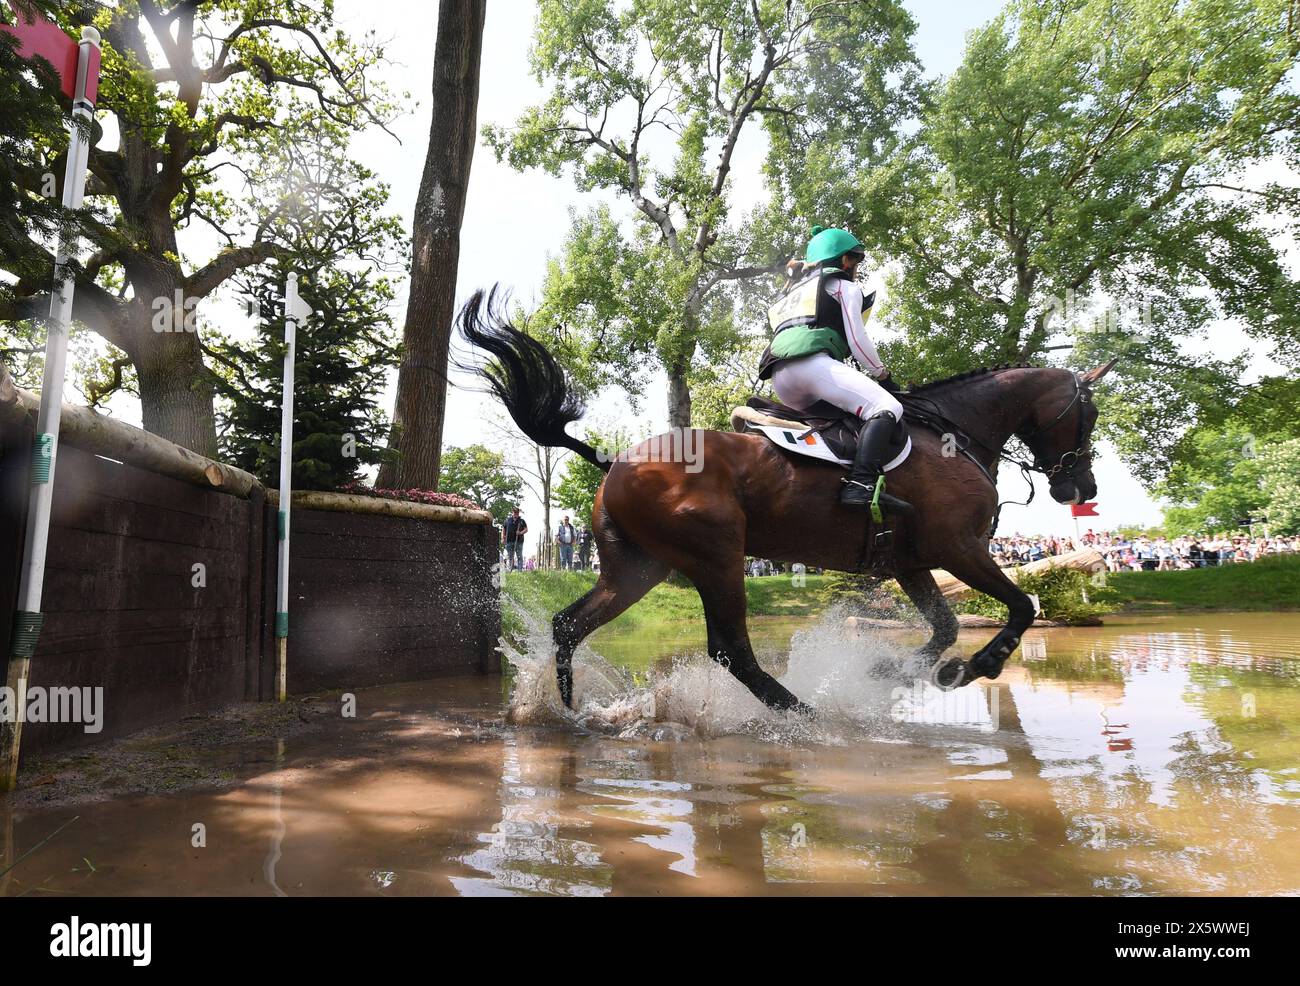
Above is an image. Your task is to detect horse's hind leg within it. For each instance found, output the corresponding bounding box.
[552,539,667,708]
[896,569,960,660]
[690,562,810,714]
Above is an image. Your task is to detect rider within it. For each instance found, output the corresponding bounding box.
[757,225,912,516]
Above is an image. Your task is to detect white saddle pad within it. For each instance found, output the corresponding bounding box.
[746,423,912,472]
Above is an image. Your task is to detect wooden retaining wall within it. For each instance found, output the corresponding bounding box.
[0,413,499,759]
[260,505,500,697]
[16,445,259,750]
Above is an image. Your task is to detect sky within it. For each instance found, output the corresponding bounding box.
[82,0,1271,549]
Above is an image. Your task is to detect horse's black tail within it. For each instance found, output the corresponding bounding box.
[456,286,610,473]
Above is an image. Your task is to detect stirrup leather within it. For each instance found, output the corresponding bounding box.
[870,476,885,524]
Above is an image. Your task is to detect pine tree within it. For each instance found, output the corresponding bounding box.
[207,144,403,491]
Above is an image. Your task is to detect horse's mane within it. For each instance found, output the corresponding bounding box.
[904,363,1040,395]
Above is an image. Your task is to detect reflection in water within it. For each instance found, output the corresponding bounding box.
[484,611,1300,894]
[4,613,1298,896]
[452,733,612,897]
[582,775,698,877]
[262,738,287,897]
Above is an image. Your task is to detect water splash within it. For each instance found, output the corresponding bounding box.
[499,599,935,745]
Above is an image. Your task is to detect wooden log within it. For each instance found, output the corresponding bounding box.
[9,384,260,498]
[931,547,1106,599]
[266,489,493,526]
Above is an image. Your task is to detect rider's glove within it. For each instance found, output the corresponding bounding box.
[878,371,901,394]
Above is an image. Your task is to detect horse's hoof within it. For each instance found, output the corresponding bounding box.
[773,696,816,718]
[931,659,970,691]
[970,652,1006,680]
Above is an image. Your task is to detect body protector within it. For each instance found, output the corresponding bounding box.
[758,267,876,381]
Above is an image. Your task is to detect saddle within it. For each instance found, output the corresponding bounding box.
[731,396,909,467]
[730,396,911,575]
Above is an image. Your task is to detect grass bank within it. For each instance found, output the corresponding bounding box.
[1106,554,1300,612]
[502,570,831,640]
[502,554,1300,645]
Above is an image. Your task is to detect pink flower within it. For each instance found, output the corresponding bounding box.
[337,481,479,511]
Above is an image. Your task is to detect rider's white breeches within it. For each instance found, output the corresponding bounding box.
[771,353,903,421]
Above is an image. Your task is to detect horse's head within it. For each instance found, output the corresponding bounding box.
[1018,359,1118,505]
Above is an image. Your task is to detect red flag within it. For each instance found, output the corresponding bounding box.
[1,3,99,101]
[1071,502,1099,517]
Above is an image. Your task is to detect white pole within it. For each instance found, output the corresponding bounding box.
[274,273,310,701]
[3,28,101,791]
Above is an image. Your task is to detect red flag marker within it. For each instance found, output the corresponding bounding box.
[1,3,99,101]
[1070,502,1099,517]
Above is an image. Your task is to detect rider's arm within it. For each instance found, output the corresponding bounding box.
[829,278,887,379]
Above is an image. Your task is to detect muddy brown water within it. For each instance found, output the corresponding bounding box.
[2,612,1298,896]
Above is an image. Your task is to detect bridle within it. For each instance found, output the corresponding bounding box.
[1016,372,1095,484]
[902,370,1095,482]
[898,369,1097,536]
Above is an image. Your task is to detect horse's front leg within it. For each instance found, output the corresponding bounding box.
[927,547,1036,689]
[896,569,960,660]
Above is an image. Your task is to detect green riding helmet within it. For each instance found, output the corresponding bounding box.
[804,225,863,265]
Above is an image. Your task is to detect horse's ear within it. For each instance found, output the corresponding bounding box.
[1080,356,1120,385]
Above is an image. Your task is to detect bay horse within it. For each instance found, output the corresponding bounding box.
[460,288,1117,713]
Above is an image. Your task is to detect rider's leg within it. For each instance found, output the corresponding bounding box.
[772,353,903,421]
[771,354,911,515]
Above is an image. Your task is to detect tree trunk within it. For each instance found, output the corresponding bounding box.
[667,362,692,432]
[135,347,219,457]
[665,298,700,431]
[540,445,553,570]
[378,0,487,489]
[117,172,222,456]
[128,267,220,457]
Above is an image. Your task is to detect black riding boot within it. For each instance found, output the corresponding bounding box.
[840,414,914,518]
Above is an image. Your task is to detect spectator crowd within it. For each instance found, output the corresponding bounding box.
[500,504,1297,577]
[499,507,597,572]
[990,529,1300,571]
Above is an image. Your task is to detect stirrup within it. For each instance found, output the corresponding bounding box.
[842,475,911,522]
[843,474,888,523]
[840,477,875,506]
